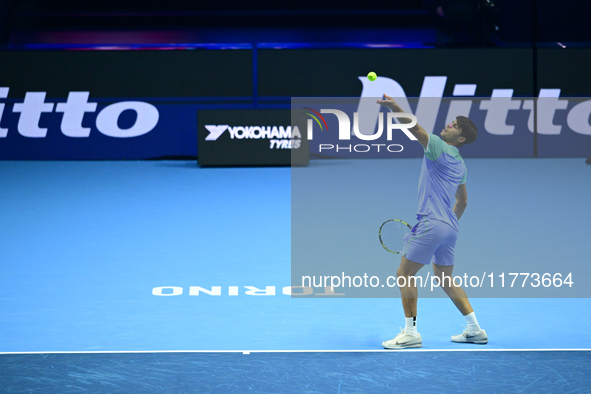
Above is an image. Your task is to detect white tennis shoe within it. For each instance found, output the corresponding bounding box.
[451,327,488,344]
[382,329,422,349]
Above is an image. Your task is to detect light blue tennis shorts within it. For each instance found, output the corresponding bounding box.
[402,216,458,266]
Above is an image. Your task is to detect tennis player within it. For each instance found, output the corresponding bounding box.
[377,94,487,349]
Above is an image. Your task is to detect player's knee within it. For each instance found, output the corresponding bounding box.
[396,266,410,278]
[438,274,455,288]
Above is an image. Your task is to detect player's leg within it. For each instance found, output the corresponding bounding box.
[382,218,435,350]
[432,263,473,315]
[397,256,425,318]
[432,225,488,344]
[382,256,424,349]
[396,217,436,317]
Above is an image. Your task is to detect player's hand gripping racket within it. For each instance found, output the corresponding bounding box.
[379,219,412,254]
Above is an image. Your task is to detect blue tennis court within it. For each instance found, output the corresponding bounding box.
[1,159,590,392]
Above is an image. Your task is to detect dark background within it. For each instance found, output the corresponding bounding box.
[0,50,252,98]
[0,0,589,161]
[259,48,533,97]
[2,0,591,44]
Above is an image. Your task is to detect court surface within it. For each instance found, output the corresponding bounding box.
[1,159,590,392]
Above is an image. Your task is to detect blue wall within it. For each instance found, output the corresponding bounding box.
[0,44,589,160]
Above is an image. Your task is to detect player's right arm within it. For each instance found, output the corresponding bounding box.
[376,94,429,148]
[453,183,468,220]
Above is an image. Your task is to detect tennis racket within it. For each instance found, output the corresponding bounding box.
[379,219,412,254]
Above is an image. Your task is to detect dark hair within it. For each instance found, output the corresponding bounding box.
[456,115,478,146]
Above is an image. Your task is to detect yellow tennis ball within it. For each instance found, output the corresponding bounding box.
[367,72,377,81]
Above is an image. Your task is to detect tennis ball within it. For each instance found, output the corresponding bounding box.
[367,72,377,81]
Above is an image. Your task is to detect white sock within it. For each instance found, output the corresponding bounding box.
[404,316,417,336]
[464,312,481,333]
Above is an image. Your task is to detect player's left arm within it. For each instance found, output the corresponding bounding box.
[453,183,468,220]
[376,94,429,148]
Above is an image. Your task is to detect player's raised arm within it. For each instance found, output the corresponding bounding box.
[376,94,429,148]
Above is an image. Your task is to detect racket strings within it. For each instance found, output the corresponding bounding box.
[381,221,411,253]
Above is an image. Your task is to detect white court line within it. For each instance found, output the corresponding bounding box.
[1,349,590,355]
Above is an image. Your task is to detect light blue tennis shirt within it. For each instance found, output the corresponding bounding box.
[416,134,467,232]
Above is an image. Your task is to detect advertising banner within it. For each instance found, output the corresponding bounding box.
[0,47,589,160]
[293,95,591,159]
[537,46,591,157]
[198,109,309,166]
[0,50,252,160]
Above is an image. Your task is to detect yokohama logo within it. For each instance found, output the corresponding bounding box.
[204,125,302,141]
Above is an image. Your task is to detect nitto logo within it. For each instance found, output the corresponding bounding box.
[204,124,302,149]
[0,88,159,138]
[358,76,591,136]
[306,76,591,155]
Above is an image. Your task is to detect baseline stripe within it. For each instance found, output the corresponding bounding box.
[2,349,590,355]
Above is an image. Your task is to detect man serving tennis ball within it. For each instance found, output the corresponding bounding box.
[376,94,486,349]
